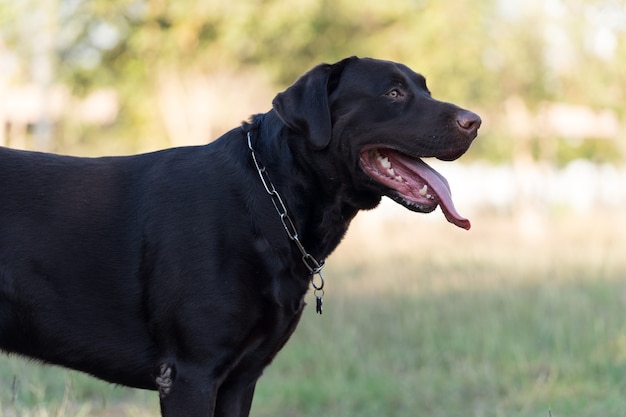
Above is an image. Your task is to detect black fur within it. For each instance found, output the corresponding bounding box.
[0,57,480,417]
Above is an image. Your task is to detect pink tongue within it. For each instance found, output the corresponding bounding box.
[411,159,471,230]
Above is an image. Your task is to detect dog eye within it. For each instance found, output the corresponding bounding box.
[386,89,400,98]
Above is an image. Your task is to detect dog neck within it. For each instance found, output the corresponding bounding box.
[246,126,326,313]
[247,112,361,255]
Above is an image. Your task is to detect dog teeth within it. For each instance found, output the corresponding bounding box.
[376,152,403,181]
[419,185,428,196]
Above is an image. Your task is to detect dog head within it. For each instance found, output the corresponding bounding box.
[273,57,481,230]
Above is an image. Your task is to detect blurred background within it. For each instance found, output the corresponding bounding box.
[1,0,625,416]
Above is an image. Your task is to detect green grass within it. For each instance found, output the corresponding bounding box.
[2,211,625,416]
[254,281,626,417]
[0,362,158,417]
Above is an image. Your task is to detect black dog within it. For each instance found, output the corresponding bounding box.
[0,57,480,416]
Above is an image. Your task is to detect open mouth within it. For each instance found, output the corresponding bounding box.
[359,147,470,230]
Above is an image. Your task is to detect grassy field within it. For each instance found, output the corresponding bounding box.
[1,206,625,417]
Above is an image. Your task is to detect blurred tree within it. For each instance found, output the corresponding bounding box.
[0,0,624,160]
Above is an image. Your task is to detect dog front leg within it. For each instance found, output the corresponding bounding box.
[214,380,257,417]
[157,361,217,417]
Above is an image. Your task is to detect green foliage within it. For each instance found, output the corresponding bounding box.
[0,0,624,161]
[554,137,624,166]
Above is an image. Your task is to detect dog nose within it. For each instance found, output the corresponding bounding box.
[456,110,481,136]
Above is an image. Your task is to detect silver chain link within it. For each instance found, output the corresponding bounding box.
[247,131,326,298]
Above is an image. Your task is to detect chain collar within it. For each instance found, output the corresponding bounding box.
[247,130,326,314]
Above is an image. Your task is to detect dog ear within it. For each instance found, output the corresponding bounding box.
[272,57,355,149]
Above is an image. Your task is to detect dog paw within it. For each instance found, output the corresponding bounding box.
[156,363,174,397]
